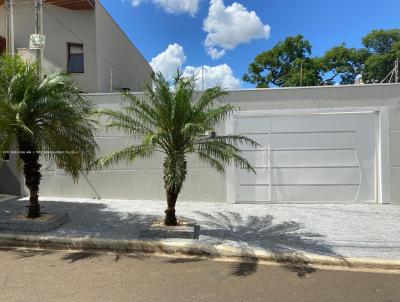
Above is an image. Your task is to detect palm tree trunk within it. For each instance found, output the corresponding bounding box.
[165,189,179,226]
[18,139,42,218]
[163,155,187,226]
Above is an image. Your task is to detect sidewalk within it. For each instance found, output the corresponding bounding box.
[0,196,399,263]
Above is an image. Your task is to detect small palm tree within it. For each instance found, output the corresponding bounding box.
[0,55,98,218]
[97,72,257,226]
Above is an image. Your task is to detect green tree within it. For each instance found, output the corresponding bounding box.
[0,55,97,218]
[320,45,368,85]
[244,29,400,87]
[243,35,323,87]
[363,29,400,54]
[96,72,257,226]
[362,29,400,83]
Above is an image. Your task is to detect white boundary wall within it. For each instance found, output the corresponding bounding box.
[2,84,400,204]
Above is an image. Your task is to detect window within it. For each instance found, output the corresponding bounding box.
[67,43,84,73]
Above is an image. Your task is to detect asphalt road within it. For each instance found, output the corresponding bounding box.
[0,248,399,302]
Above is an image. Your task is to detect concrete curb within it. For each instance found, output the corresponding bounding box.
[0,233,399,271]
[0,195,18,203]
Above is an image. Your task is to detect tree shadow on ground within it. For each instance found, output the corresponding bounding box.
[62,251,102,263]
[0,199,346,276]
[0,198,158,240]
[114,253,151,262]
[0,199,160,264]
[195,211,346,278]
[0,247,57,259]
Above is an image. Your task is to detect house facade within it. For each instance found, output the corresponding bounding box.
[0,0,153,92]
[1,84,400,205]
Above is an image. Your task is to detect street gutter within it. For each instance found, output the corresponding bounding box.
[0,233,399,271]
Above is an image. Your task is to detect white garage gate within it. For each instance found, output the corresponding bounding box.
[228,108,389,204]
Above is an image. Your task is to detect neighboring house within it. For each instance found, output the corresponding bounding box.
[0,0,153,92]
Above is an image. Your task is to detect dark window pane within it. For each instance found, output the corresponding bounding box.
[68,54,84,73]
[67,43,84,73]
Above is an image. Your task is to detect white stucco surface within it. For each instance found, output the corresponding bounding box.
[35,84,400,205]
[2,84,400,204]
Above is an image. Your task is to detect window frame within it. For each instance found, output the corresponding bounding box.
[67,42,85,74]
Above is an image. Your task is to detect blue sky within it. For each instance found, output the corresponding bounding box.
[101,0,400,88]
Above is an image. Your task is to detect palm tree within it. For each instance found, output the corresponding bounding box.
[0,55,98,218]
[96,72,257,226]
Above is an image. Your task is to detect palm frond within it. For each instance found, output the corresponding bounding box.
[95,71,257,191]
[0,54,98,179]
[94,142,155,169]
[196,140,255,173]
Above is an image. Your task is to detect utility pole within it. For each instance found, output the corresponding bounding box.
[110,70,113,92]
[5,0,15,56]
[300,62,303,87]
[35,0,43,74]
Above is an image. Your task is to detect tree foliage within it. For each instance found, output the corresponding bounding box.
[0,55,98,217]
[244,29,400,87]
[319,45,367,85]
[96,72,257,225]
[362,29,400,83]
[243,35,323,87]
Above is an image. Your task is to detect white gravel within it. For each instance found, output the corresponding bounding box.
[5,197,400,260]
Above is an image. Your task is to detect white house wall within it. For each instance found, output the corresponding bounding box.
[1,84,400,204]
[95,2,153,92]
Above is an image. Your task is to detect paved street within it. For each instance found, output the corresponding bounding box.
[0,248,399,302]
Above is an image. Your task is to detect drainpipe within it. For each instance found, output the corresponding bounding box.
[5,0,15,56]
[35,0,43,74]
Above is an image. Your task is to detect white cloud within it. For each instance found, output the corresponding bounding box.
[150,44,187,79]
[150,44,241,89]
[206,47,226,60]
[154,0,199,16]
[203,0,271,59]
[183,65,241,89]
[123,0,199,16]
[122,0,142,6]
[130,0,142,6]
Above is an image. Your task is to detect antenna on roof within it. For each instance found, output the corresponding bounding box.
[381,59,399,84]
